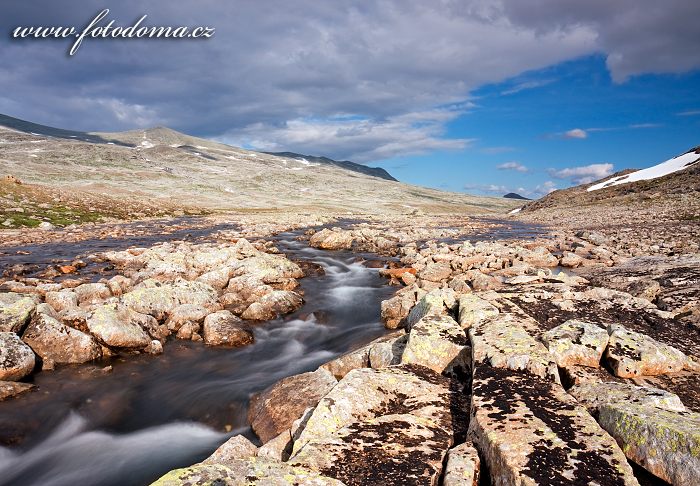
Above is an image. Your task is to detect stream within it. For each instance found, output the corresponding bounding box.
[0,232,395,486]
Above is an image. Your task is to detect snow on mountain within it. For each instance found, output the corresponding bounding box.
[588,147,700,192]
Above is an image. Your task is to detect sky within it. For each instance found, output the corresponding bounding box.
[1,0,699,198]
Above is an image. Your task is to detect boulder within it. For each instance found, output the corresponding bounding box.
[241,291,303,320]
[22,313,101,364]
[86,303,152,349]
[0,332,35,381]
[404,288,456,330]
[202,311,254,347]
[73,283,111,305]
[443,442,480,486]
[605,324,696,378]
[457,294,498,329]
[309,228,354,250]
[599,402,700,485]
[469,365,639,486]
[401,315,468,375]
[257,429,293,461]
[196,267,233,291]
[203,435,258,465]
[521,246,559,267]
[418,262,452,283]
[0,380,34,401]
[122,279,219,319]
[44,290,78,313]
[369,334,408,369]
[380,288,417,329]
[290,365,460,486]
[152,459,345,486]
[560,252,584,268]
[249,368,338,443]
[232,254,304,283]
[540,320,609,368]
[320,346,370,380]
[469,313,559,382]
[166,304,210,332]
[0,293,36,333]
[465,270,502,291]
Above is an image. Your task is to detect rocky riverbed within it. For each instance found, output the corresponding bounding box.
[1,213,699,485]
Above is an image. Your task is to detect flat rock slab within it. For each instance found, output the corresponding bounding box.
[599,402,700,485]
[291,413,451,486]
[0,380,34,401]
[152,459,346,486]
[457,294,499,329]
[469,365,639,486]
[249,368,337,443]
[641,371,700,413]
[470,313,559,382]
[541,319,608,368]
[401,315,468,374]
[606,324,696,378]
[292,365,462,486]
[569,381,686,415]
[0,293,36,333]
[405,288,456,330]
[443,441,480,486]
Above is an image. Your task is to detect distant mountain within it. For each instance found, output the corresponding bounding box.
[521,145,700,213]
[503,192,530,200]
[265,152,398,182]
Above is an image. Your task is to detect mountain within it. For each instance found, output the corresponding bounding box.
[0,114,518,228]
[503,192,530,200]
[518,145,700,223]
[264,152,398,182]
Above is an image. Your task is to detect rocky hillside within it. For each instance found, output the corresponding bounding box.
[0,114,517,228]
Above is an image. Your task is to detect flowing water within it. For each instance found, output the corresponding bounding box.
[0,233,395,486]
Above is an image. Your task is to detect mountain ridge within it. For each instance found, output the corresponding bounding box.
[264,152,398,182]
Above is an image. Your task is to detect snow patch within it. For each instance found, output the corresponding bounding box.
[588,149,700,192]
[508,207,522,214]
[140,140,155,149]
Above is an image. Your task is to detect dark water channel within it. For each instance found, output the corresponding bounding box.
[0,232,395,486]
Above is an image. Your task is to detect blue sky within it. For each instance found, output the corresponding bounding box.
[1,1,699,198]
[375,55,700,197]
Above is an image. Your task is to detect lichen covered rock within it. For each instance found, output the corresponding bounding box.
[541,320,608,368]
[401,315,468,374]
[22,313,101,364]
[0,332,35,381]
[0,293,36,333]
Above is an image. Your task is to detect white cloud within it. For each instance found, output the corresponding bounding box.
[564,128,588,139]
[497,161,528,172]
[501,79,556,95]
[221,109,473,162]
[677,110,700,116]
[464,180,557,198]
[549,163,614,184]
[533,180,558,196]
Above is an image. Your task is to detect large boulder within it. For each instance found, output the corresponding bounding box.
[599,402,700,485]
[401,315,468,375]
[521,246,559,267]
[605,324,696,378]
[469,313,559,382]
[153,459,345,486]
[86,303,152,349]
[418,262,452,283]
[196,266,234,291]
[241,291,303,320]
[0,332,35,381]
[368,334,408,369]
[202,311,254,347]
[290,365,461,486]
[248,368,338,443]
[0,293,36,333]
[405,288,456,330]
[540,320,609,368]
[309,228,354,250]
[469,365,639,486]
[22,313,101,364]
[166,304,210,332]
